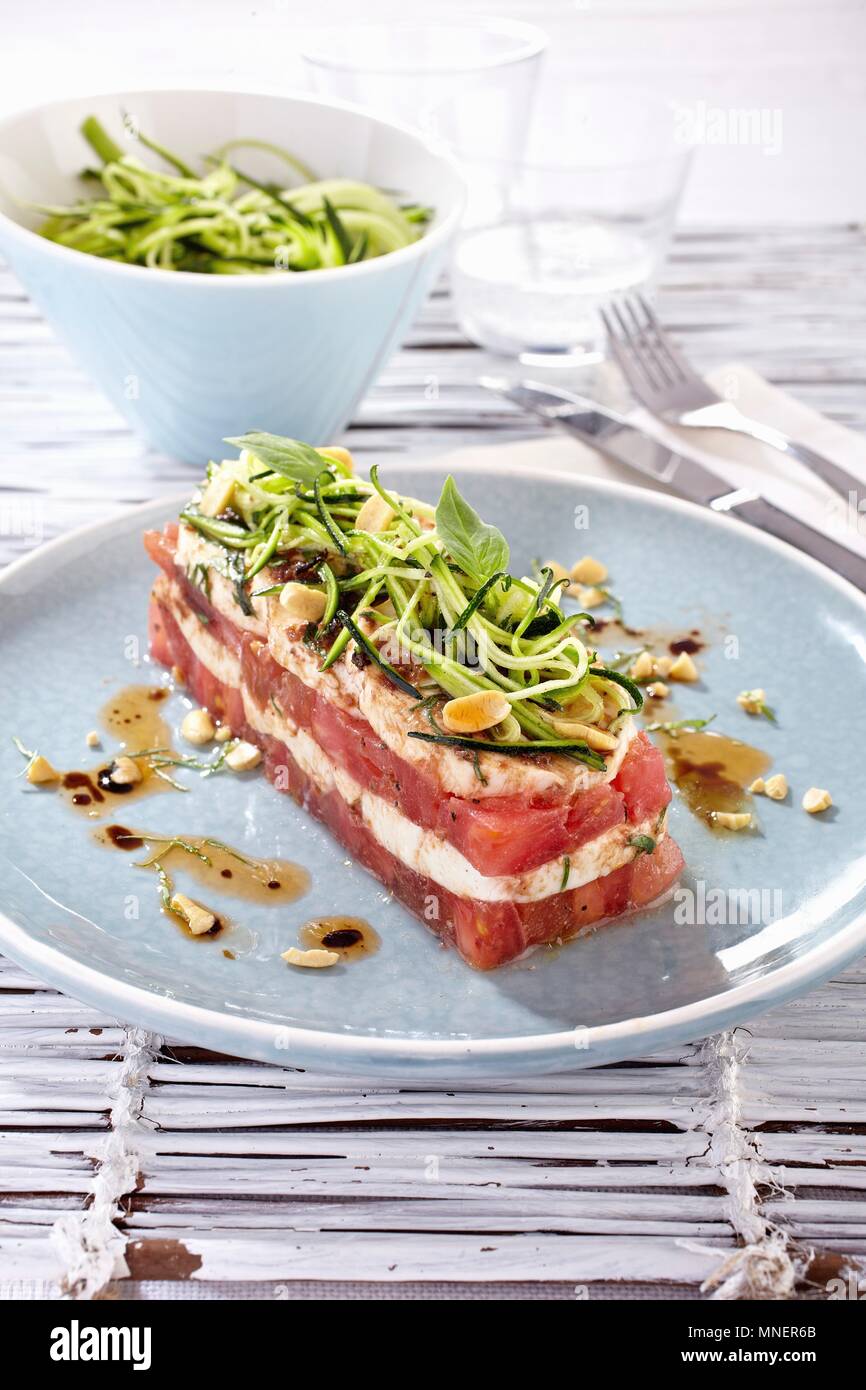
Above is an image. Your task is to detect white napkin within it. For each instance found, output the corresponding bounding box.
[440,363,866,563]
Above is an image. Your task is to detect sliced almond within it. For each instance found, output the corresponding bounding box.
[355,493,396,533]
[802,787,832,814]
[277,582,327,624]
[26,754,59,785]
[548,718,619,752]
[281,946,340,969]
[170,892,217,936]
[570,555,608,586]
[669,651,699,682]
[180,707,215,746]
[442,690,511,734]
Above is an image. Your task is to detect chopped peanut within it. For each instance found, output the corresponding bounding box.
[317,445,354,473]
[669,651,699,682]
[277,582,327,624]
[180,708,215,745]
[171,664,186,686]
[713,811,752,831]
[544,561,596,603]
[629,651,655,682]
[570,555,608,586]
[170,893,217,936]
[26,754,59,785]
[646,681,669,699]
[225,740,262,772]
[109,756,142,786]
[85,730,101,749]
[749,777,766,795]
[764,773,789,801]
[737,688,767,714]
[545,561,570,582]
[214,725,233,743]
[653,655,674,678]
[355,493,396,533]
[199,472,235,518]
[574,584,606,609]
[442,690,511,734]
[802,787,832,815]
[281,946,340,969]
[549,718,619,752]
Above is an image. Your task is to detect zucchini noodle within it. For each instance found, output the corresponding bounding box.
[177,435,643,768]
[34,116,430,273]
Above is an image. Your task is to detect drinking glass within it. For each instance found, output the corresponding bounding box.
[299,20,546,139]
[433,81,693,365]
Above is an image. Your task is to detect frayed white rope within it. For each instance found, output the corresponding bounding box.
[680,1030,806,1300]
[52,1025,161,1300]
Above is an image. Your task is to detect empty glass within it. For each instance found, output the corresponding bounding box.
[299,20,546,139]
[433,81,693,365]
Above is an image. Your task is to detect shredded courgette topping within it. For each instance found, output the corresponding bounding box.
[33,116,430,273]
[177,436,644,768]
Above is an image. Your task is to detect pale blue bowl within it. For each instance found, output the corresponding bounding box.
[0,88,464,462]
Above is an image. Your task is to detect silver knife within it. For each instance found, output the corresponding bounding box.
[483,378,866,594]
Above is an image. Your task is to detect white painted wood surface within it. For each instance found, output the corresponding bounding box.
[1,225,866,1300]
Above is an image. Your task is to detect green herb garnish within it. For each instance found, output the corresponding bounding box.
[226,549,253,617]
[435,476,509,586]
[225,433,331,485]
[645,715,717,735]
[628,834,656,856]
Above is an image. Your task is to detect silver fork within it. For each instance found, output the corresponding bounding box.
[601,293,865,508]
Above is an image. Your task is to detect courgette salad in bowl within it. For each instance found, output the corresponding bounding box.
[146,436,682,969]
[34,115,430,273]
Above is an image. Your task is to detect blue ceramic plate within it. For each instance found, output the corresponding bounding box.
[2,460,865,1078]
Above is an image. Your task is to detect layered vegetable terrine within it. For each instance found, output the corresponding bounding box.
[145,434,683,968]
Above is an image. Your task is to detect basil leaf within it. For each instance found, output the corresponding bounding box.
[435,476,509,585]
[628,834,656,856]
[225,432,329,485]
[225,549,253,616]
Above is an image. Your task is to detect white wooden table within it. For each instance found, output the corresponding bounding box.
[2,226,866,1301]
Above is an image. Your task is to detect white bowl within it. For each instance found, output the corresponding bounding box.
[0,88,464,461]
